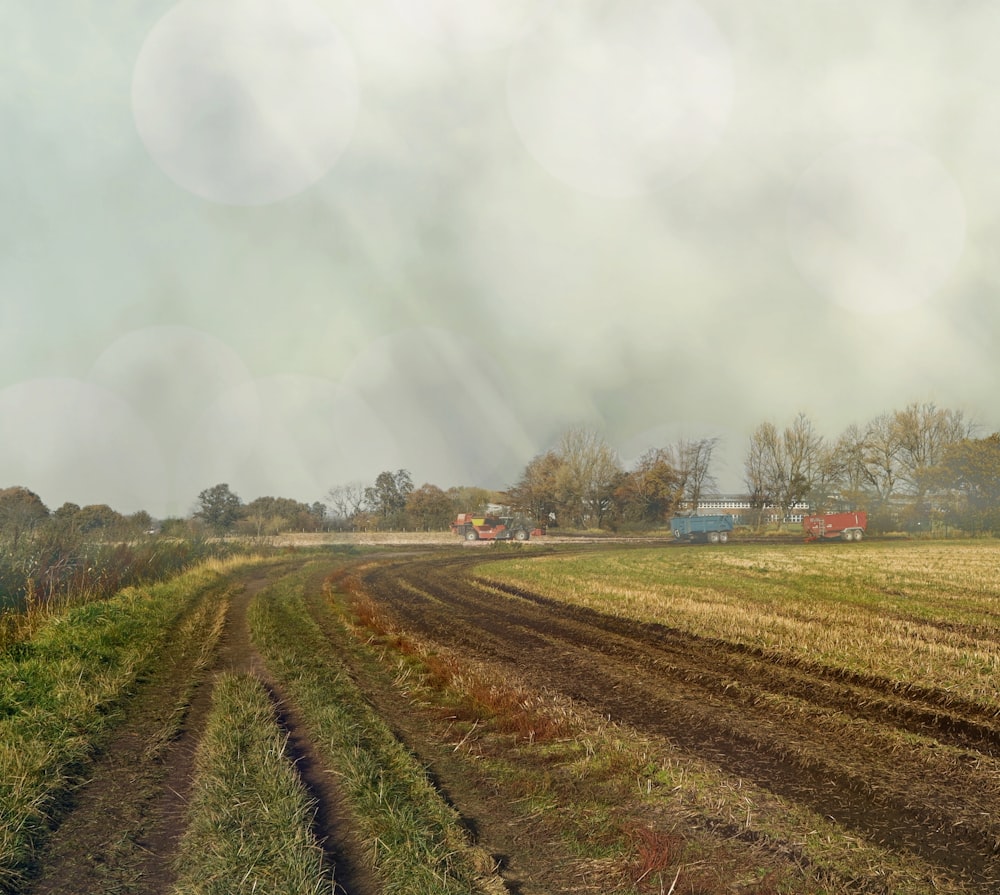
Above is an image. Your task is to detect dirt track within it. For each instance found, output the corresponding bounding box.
[357,550,1000,891]
[20,546,1000,893]
[23,562,374,895]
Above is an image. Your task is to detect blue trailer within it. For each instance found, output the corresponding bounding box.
[670,514,734,544]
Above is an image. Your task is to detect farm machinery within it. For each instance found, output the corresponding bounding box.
[802,511,867,542]
[450,513,541,542]
[670,514,734,543]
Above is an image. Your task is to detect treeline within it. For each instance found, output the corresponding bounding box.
[502,402,1000,535]
[191,475,503,535]
[506,428,717,531]
[3,400,997,612]
[745,403,1000,533]
[315,402,1000,536]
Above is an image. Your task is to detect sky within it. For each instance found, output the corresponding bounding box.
[3,0,999,518]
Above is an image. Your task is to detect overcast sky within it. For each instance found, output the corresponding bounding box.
[4,0,999,517]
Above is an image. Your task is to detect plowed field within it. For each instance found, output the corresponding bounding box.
[354,545,1000,892]
[14,540,1000,894]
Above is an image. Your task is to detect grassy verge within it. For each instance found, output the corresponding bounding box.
[0,555,266,892]
[248,566,506,895]
[171,673,328,895]
[474,541,1000,706]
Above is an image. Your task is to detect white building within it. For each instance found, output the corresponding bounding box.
[680,494,810,525]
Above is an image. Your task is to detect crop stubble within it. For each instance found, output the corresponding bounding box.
[356,548,1000,892]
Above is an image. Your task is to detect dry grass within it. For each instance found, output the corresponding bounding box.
[327,546,996,894]
[476,541,1000,708]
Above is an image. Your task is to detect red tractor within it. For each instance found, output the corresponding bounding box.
[450,513,539,542]
[803,511,867,542]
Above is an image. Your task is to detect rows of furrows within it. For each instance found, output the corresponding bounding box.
[480,579,1000,754]
[358,554,1000,890]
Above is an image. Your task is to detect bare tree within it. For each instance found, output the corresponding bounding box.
[743,423,773,531]
[744,414,822,526]
[858,413,902,503]
[829,424,869,502]
[325,482,367,529]
[555,428,622,529]
[785,412,824,503]
[673,437,719,511]
[893,402,972,497]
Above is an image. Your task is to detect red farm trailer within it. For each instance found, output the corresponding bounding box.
[802,511,867,542]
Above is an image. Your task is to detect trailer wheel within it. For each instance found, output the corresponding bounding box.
[513,529,529,541]
[852,529,863,541]
[718,531,728,543]
[708,531,720,544]
[465,529,479,541]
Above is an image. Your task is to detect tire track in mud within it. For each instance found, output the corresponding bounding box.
[213,570,376,895]
[24,563,374,895]
[358,553,1000,891]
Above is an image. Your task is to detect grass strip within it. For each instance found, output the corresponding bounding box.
[0,555,265,893]
[170,673,328,895]
[248,567,505,895]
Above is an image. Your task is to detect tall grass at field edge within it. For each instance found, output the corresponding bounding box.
[0,556,268,893]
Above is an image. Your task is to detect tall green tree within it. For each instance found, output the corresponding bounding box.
[405,483,453,530]
[364,470,413,526]
[507,451,563,527]
[935,434,1000,532]
[613,448,680,523]
[0,487,49,549]
[196,483,242,531]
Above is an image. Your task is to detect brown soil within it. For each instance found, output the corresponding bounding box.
[21,546,1000,894]
[353,550,1000,892]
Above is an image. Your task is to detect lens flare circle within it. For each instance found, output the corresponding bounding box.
[132,0,358,205]
[507,0,733,198]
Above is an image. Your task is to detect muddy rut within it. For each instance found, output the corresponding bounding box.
[24,563,373,895]
[358,552,1000,891]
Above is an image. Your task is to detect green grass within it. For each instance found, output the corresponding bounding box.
[0,556,266,893]
[248,566,505,895]
[170,673,328,895]
[475,540,1000,707]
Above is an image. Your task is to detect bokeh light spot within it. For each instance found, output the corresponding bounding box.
[132,0,358,205]
[507,0,733,198]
